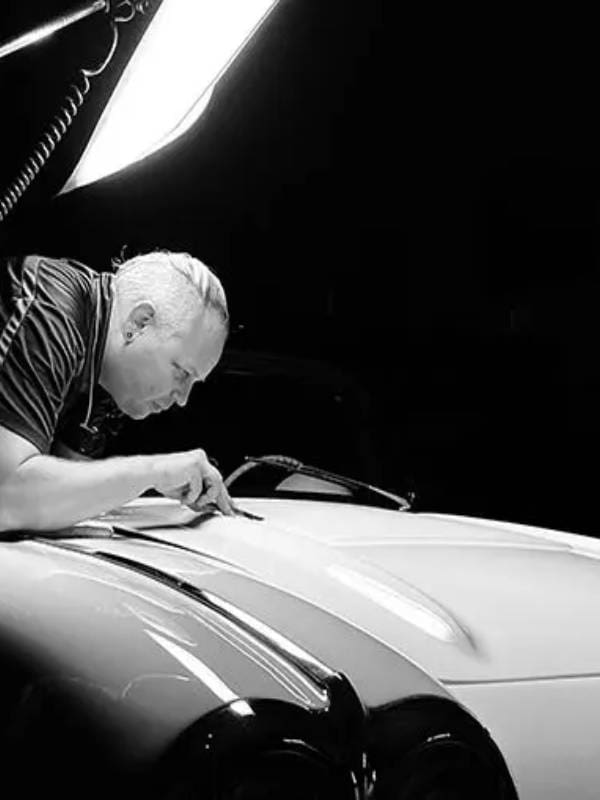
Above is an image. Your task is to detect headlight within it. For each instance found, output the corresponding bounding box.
[157,701,359,800]
[220,745,355,800]
[368,698,518,800]
[374,733,512,799]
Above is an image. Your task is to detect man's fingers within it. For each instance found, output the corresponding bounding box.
[215,486,235,516]
[163,459,234,516]
[196,473,220,505]
[182,474,203,505]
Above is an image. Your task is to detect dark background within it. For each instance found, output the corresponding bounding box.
[1,1,599,534]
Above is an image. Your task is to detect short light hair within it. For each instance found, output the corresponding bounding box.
[113,250,229,334]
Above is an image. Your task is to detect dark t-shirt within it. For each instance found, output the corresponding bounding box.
[0,255,123,457]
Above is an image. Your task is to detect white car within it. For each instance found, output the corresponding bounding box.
[98,455,600,800]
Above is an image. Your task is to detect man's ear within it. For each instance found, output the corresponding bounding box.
[123,301,155,342]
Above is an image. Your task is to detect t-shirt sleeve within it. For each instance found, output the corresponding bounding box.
[0,257,85,454]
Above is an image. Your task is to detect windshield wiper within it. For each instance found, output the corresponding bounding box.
[225,455,413,511]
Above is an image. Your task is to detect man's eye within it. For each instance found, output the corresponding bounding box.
[174,365,190,382]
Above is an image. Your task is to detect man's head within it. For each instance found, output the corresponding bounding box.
[100,251,228,419]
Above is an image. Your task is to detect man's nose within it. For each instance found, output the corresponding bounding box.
[173,381,192,407]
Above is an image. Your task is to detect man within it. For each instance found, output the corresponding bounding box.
[0,250,235,532]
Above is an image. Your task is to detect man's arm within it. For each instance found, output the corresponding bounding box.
[0,426,234,532]
[0,426,156,531]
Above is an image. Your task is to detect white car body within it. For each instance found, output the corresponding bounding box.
[99,496,600,800]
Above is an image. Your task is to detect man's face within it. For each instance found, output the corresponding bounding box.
[107,306,226,419]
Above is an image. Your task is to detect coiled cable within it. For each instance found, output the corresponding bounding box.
[0,73,92,223]
[0,0,156,224]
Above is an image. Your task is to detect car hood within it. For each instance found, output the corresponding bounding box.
[1,528,449,781]
[0,538,331,760]
[96,498,600,684]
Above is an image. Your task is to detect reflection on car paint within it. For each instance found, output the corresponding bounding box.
[146,629,255,716]
[328,564,472,646]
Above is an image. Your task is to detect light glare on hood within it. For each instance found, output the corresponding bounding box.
[328,565,458,643]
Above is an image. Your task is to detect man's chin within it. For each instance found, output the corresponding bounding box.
[122,401,151,420]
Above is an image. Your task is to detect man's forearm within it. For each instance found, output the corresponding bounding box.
[0,454,157,532]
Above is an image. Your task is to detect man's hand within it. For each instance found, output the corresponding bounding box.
[0,427,236,532]
[152,448,235,515]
